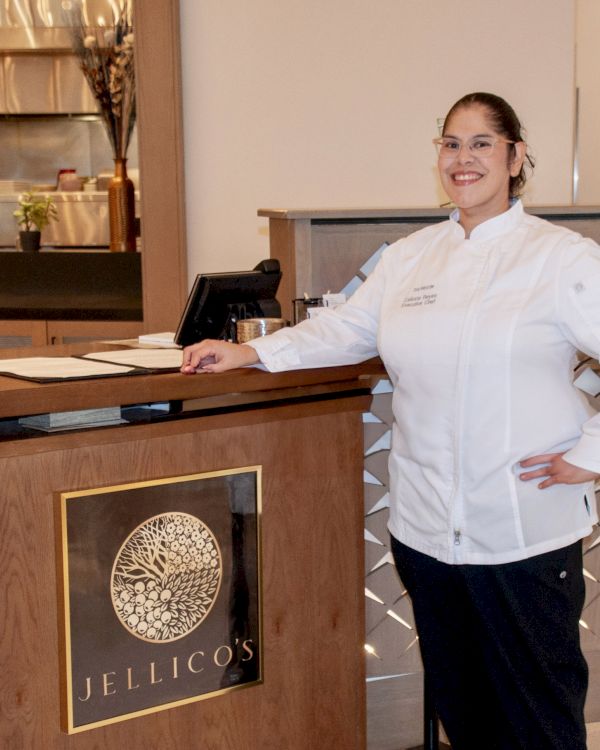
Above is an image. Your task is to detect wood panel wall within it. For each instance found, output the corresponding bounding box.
[134,0,188,333]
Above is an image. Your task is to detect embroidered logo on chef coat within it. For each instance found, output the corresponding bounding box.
[401,284,438,308]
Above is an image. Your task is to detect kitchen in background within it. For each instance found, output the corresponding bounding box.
[0,0,139,248]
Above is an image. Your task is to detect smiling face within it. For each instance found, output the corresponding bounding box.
[438,104,526,235]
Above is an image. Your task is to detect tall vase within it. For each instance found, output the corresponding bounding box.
[108,157,136,252]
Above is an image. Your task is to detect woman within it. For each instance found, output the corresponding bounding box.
[182,92,600,749]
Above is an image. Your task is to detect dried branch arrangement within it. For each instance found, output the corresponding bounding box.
[69,1,135,160]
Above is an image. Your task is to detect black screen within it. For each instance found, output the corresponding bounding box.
[174,259,282,347]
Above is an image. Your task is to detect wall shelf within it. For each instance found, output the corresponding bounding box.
[0,112,100,120]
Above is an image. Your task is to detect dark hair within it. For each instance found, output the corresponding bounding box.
[442,92,535,197]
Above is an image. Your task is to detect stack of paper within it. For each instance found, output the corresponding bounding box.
[137,332,178,348]
[19,407,123,432]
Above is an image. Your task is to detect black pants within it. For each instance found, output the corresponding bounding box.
[391,536,588,750]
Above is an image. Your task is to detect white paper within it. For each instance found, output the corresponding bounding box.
[0,357,134,380]
[82,348,183,370]
[322,293,346,308]
[137,332,179,348]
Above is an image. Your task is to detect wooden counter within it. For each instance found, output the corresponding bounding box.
[0,342,381,424]
[258,204,600,320]
[0,343,381,749]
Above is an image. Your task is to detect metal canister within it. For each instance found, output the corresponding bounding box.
[236,317,288,343]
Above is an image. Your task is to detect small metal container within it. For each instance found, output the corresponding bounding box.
[293,297,322,324]
[236,317,287,343]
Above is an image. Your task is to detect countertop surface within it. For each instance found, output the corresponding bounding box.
[0,341,384,452]
[0,341,382,416]
[0,191,140,202]
[258,204,600,220]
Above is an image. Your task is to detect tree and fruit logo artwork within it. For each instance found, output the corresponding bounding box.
[111,513,223,643]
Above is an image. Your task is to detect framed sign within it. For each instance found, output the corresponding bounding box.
[56,467,262,733]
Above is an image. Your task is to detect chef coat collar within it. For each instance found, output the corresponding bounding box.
[450,199,524,242]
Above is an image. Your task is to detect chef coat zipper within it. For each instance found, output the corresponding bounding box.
[447,245,494,561]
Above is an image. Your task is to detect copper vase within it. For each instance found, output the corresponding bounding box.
[108,157,136,252]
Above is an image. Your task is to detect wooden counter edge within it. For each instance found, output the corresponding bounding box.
[0,357,387,421]
[257,205,600,220]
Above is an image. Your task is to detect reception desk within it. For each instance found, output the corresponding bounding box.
[0,342,381,749]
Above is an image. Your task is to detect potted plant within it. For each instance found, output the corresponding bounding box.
[13,192,59,252]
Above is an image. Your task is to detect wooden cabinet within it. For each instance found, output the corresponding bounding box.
[46,320,143,345]
[0,319,143,348]
[0,319,47,348]
[0,251,143,347]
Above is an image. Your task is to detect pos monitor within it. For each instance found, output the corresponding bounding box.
[174,259,282,347]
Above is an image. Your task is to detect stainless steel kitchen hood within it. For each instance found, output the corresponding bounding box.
[0,52,99,113]
[0,0,123,113]
[0,27,73,51]
[0,0,120,45]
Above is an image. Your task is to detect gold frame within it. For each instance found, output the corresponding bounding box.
[56,465,263,734]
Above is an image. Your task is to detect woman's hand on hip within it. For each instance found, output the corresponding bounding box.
[519,452,599,489]
[180,340,260,374]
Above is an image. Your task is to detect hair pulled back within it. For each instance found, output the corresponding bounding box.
[442,92,535,197]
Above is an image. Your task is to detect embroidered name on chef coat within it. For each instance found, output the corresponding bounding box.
[401,284,438,308]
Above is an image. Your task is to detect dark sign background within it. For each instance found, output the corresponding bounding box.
[60,469,261,730]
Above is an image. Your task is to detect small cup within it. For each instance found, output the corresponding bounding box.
[236,317,287,343]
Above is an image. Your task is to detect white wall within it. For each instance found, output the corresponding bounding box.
[575,0,600,204]
[180,0,575,279]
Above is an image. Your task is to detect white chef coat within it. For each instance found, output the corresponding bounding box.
[249,200,600,564]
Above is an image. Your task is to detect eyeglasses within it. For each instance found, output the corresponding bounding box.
[432,136,515,158]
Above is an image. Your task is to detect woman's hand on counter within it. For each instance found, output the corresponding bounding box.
[181,340,260,374]
[519,452,600,489]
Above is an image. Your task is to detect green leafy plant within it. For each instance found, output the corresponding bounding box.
[13,192,59,232]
